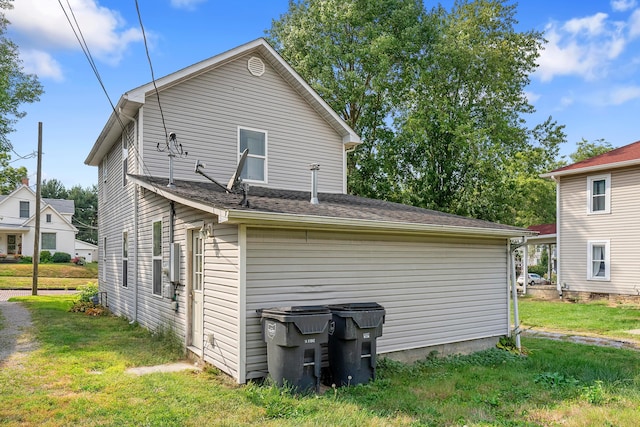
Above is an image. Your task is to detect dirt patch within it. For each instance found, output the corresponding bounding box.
[0,301,39,368]
[522,328,640,351]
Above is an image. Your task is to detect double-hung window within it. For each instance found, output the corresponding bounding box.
[238,127,267,183]
[587,174,610,214]
[20,201,30,218]
[587,240,610,281]
[42,233,56,250]
[152,220,162,296]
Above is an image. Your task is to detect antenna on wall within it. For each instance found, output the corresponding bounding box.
[157,132,188,188]
[194,148,250,206]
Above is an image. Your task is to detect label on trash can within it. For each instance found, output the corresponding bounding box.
[266,321,277,340]
[363,332,370,339]
[328,320,335,336]
[305,338,316,344]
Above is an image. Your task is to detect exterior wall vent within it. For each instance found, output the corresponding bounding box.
[247,56,265,77]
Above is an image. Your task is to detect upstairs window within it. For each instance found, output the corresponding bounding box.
[152,220,162,296]
[587,240,610,281]
[20,201,30,218]
[46,214,52,223]
[587,174,610,214]
[238,127,267,183]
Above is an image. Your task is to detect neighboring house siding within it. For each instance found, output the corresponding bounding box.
[202,223,240,379]
[559,167,640,294]
[98,125,136,319]
[140,53,345,193]
[244,228,509,380]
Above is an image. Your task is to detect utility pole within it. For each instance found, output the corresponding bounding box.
[32,122,43,296]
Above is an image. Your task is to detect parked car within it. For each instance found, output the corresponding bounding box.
[516,272,548,286]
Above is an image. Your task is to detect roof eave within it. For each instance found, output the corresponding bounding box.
[541,158,640,178]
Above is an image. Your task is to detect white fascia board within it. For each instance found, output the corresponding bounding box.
[224,210,533,239]
[129,177,229,222]
[540,158,640,178]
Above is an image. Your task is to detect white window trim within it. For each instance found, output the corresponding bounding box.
[587,240,610,281]
[122,134,129,187]
[237,126,268,184]
[586,174,611,215]
[102,236,107,281]
[41,232,57,251]
[152,219,163,297]
[122,231,128,288]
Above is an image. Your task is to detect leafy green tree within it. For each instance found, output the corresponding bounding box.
[0,0,43,193]
[267,0,429,198]
[269,0,566,225]
[41,179,69,199]
[68,184,98,244]
[0,151,26,194]
[569,138,614,163]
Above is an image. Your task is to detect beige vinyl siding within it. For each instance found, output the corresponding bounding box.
[140,53,344,193]
[244,228,509,380]
[98,124,136,319]
[201,223,241,379]
[559,167,640,294]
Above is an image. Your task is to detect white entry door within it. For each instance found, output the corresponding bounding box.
[190,233,204,350]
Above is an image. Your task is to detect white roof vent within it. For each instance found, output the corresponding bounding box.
[247,56,265,77]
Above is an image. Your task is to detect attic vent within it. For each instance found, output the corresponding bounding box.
[247,56,265,77]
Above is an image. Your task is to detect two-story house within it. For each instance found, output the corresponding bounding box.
[85,38,531,385]
[0,179,77,259]
[542,140,640,300]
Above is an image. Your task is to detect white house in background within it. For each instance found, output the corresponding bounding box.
[75,239,98,263]
[0,181,77,258]
[542,140,640,299]
[85,38,532,384]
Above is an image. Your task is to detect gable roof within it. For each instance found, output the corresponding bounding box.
[23,205,78,233]
[541,140,640,178]
[0,185,74,215]
[130,175,531,239]
[85,38,361,166]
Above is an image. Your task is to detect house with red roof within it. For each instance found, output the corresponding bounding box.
[541,140,640,300]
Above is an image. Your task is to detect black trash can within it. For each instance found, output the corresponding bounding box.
[327,302,386,386]
[258,306,332,393]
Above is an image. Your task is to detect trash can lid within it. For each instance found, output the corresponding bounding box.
[326,302,384,311]
[257,305,330,316]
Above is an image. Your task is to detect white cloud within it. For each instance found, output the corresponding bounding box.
[170,0,206,10]
[611,0,637,12]
[630,9,640,38]
[536,14,628,82]
[563,13,608,35]
[20,50,64,81]
[525,91,541,104]
[559,96,574,108]
[605,85,640,104]
[5,0,143,72]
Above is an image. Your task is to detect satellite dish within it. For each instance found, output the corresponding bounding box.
[227,148,248,192]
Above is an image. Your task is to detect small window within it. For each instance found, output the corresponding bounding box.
[41,233,56,250]
[122,231,128,288]
[102,236,107,281]
[587,240,610,281]
[20,201,30,218]
[587,174,610,214]
[238,127,267,183]
[152,220,162,296]
[46,214,52,223]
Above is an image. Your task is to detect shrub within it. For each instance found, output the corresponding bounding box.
[40,250,52,263]
[527,264,548,276]
[19,256,32,264]
[77,282,99,303]
[52,252,71,263]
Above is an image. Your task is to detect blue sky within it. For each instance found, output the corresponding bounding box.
[5,0,640,189]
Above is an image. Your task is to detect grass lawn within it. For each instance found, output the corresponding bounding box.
[0,296,639,426]
[0,263,97,289]
[518,296,640,341]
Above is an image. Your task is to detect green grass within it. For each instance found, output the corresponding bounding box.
[0,263,97,289]
[519,297,640,340]
[1,296,639,426]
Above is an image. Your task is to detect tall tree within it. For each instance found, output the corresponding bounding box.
[267,0,430,198]
[68,184,98,244]
[569,138,614,163]
[41,178,69,199]
[0,0,43,193]
[269,0,565,225]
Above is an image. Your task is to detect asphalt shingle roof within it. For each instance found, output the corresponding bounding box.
[132,175,527,234]
[548,140,640,174]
